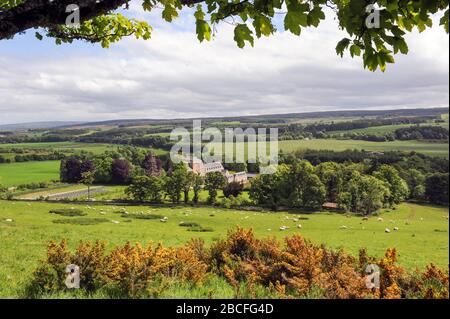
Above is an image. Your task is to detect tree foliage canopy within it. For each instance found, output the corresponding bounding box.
[0,0,448,71]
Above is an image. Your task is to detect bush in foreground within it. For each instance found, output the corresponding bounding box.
[27,228,448,299]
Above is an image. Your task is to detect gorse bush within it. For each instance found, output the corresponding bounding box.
[29,240,208,298]
[28,227,448,299]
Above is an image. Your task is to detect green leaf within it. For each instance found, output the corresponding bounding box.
[35,32,43,41]
[284,11,307,36]
[308,7,325,27]
[234,24,254,48]
[349,44,361,57]
[194,5,211,42]
[440,10,449,33]
[253,15,273,38]
[336,38,351,57]
[162,4,178,22]
[196,20,211,42]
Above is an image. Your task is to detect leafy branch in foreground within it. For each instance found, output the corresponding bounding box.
[0,0,448,71]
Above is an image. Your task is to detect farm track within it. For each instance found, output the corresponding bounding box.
[17,186,106,200]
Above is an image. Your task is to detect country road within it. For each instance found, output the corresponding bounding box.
[17,186,107,200]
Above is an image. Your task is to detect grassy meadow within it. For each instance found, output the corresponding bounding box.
[0,161,60,187]
[278,139,449,157]
[0,200,448,297]
[208,138,449,160]
[329,122,450,137]
[0,142,113,154]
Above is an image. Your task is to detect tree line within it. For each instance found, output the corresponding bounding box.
[58,145,449,212]
[250,159,449,213]
[60,149,244,205]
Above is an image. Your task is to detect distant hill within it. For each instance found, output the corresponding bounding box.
[0,121,85,131]
[67,107,449,128]
[1,107,447,131]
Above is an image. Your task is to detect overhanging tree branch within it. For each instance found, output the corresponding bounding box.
[0,0,207,40]
[0,0,131,39]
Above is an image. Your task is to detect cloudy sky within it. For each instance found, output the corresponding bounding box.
[0,2,448,125]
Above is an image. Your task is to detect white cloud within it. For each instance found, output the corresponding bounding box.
[0,7,448,124]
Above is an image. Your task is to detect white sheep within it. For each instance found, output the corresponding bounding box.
[377,217,384,222]
[385,228,391,233]
[5,218,13,222]
[279,226,290,231]
[111,220,120,224]
[297,224,302,229]
[394,227,399,231]
[340,225,348,229]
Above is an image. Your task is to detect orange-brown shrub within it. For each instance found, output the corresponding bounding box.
[29,227,449,299]
[419,263,449,299]
[30,240,107,294]
[104,242,154,297]
[30,240,208,297]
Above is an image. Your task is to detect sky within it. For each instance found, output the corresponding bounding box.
[0,2,449,125]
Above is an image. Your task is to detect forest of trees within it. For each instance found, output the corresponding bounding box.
[394,126,449,140]
[250,159,449,212]
[58,145,449,213]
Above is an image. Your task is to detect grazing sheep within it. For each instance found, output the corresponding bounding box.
[279,226,290,231]
[111,220,120,224]
[385,228,391,233]
[394,227,399,231]
[5,218,13,222]
[267,228,272,231]
[293,218,299,222]
[340,225,348,229]
[160,219,167,223]
[377,217,384,222]
[297,224,302,229]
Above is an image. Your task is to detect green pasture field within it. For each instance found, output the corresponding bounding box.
[278,139,449,157]
[0,200,447,297]
[0,142,114,154]
[329,122,449,136]
[329,124,415,136]
[0,141,167,157]
[209,138,449,160]
[0,161,60,187]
